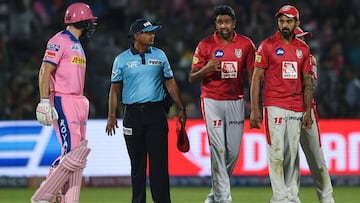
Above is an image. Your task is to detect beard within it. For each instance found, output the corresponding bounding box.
[280,28,294,39]
[218,29,232,40]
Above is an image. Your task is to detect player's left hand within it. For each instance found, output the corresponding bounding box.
[302,111,312,130]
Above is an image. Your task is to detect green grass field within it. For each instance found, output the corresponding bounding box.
[1,186,359,203]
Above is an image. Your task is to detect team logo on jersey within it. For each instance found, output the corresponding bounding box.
[46,44,60,51]
[296,49,303,59]
[214,49,224,58]
[71,56,86,67]
[192,56,199,64]
[275,48,285,56]
[148,59,163,66]
[234,49,242,58]
[282,61,298,79]
[221,61,238,78]
[127,61,138,68]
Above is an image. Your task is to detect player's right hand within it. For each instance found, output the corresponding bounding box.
[106,114,118,136]
[36,99,58,126]
[205,58,221,73]
[250,110,262,129]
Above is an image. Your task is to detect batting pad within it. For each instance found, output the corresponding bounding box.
[65,169,83,203]
[31,144,90,202]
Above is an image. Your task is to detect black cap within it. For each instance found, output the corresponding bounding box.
[128,19,161,37]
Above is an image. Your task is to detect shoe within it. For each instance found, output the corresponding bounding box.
[31,199,49,203]
[204,198,214,203]
[52,192,64,203]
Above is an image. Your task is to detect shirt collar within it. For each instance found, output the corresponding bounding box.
[61,29,79,43]
[130,44,151,55]
[213,31,237,43]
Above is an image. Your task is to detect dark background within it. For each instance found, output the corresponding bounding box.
[1,0,360,120]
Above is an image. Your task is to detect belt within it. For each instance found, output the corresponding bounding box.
[125,101,163,112]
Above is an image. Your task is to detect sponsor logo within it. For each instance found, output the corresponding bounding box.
[221,61,238,78]
[282,61,298,79]
[71,56,86,67]
[255,55,262,63]
[46,44,60,51]
[127,61,138,68]
[71,44,82,51]
[123,127,132,136]
[276,48,285,56]
[148,59,163,66]
[44,51,56,59]
[192,56,199,64]
[214,49,224,58]
[0,122,60,170]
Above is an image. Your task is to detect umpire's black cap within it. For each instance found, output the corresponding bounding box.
[128,19,161,37]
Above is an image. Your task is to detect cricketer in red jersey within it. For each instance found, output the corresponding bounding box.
[295,27,335,203]
[250,5,313,203]
[189,5,255,203]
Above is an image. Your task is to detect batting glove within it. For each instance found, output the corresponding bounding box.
[36,99,59,126]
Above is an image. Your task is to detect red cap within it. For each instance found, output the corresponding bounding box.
[275,5,299,21]
[294,27,312,39]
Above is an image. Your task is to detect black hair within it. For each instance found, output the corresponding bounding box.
[214,5,235,20]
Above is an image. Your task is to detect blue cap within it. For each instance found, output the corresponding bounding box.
[128,19,161,37]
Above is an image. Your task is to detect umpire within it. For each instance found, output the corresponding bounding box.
[106,19,186,203]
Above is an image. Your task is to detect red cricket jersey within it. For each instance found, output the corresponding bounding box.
[192,32,256,100]
[254,31,311,112]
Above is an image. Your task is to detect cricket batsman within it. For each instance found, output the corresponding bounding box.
[31,2,97,203]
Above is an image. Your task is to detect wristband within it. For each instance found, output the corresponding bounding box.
[40,98,50,103]
[108,113,116,117]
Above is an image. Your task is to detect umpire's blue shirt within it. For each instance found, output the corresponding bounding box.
[111,45,174,104]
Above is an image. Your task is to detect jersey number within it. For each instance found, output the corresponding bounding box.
[213,120,222,128]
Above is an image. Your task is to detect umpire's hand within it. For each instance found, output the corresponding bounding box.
[106,114,118,136]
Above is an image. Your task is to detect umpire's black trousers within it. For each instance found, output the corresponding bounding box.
[123,102,171,203]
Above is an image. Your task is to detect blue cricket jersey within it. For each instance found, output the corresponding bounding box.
[111,45,174,104]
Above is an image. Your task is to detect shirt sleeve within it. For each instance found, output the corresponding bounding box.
[111,55,123,82]
[160,50,174,78]
[254,41,269,69]
[43,37,64,67]
[191,41,207,70]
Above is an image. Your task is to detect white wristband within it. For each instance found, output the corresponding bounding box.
[40,98,50,103]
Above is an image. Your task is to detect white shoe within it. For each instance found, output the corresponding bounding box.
[31,200,49,203]
[204,198,214,203]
